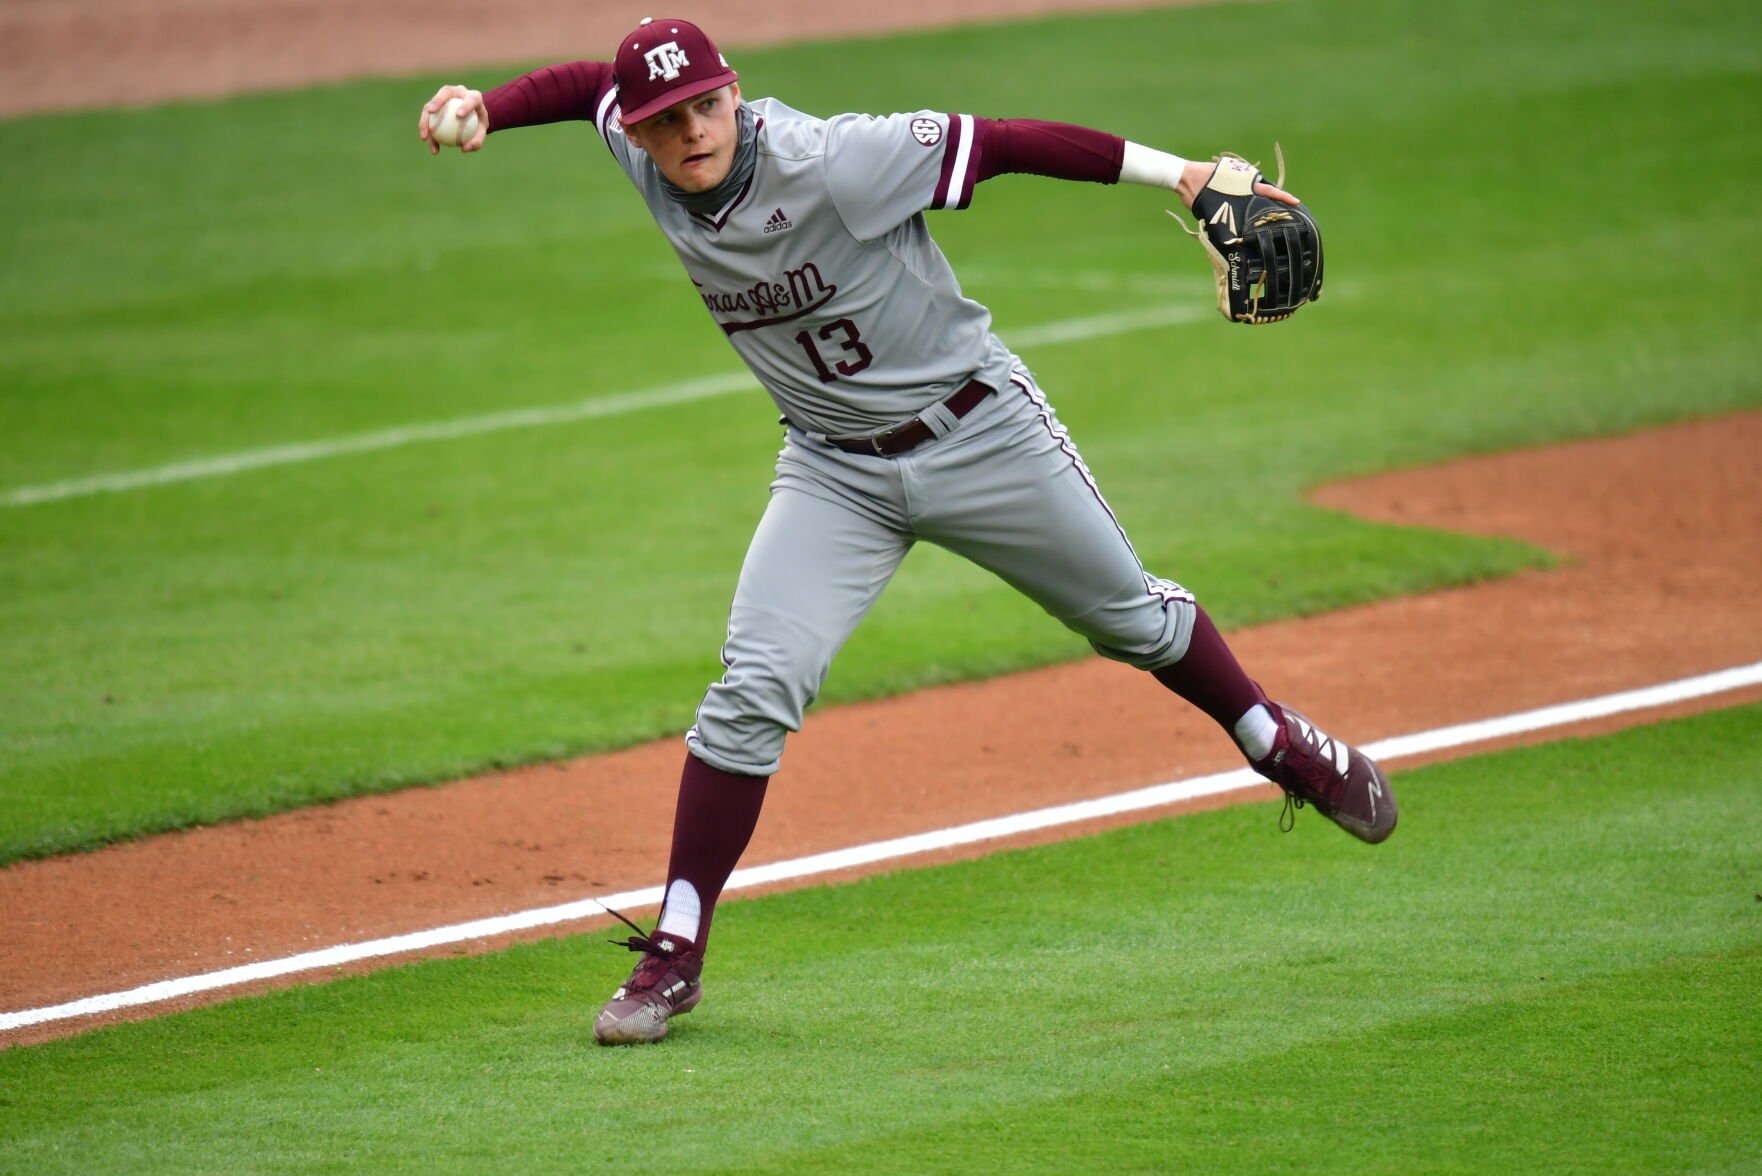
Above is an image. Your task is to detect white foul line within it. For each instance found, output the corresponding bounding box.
[0,304,1206,509]
[3,659,1758,1035]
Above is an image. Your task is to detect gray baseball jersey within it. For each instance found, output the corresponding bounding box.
[574,87,1196,775]
[596,95,1013,435]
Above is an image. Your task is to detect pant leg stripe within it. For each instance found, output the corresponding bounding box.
[1006,371,1193,607]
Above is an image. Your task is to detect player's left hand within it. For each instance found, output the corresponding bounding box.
[1176,159,1298,210]
[1170,148,1324,324]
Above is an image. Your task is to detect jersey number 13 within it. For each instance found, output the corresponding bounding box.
[793,318,874,383]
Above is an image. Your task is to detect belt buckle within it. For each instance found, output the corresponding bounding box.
[870,421,911,456]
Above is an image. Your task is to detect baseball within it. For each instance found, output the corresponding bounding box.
[428,97,480,148]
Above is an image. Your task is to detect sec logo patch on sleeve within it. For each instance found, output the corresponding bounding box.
[910,117,943,147]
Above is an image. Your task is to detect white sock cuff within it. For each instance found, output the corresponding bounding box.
[655,878,703,945]
[1234,703,1280,762]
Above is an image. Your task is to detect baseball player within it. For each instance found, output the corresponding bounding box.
[417,16,1393,1046]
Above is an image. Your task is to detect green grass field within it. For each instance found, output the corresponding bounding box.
[2,0,1759,863]
[2,708,1758,1171]
[4,0,1762,1165]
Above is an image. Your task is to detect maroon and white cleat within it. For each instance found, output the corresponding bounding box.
[1252,703,1397,844]
[593,917,704,1045]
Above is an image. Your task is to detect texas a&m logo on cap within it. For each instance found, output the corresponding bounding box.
[645,41,691,81]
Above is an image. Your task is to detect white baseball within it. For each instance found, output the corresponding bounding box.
[428,97,480,148]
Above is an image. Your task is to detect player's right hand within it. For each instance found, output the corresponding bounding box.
[418,84,489,155]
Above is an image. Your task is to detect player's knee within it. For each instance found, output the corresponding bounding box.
[685,719,783,777]
[689,630,835,775]
[687,674,813,775]
[1078,590,1198,671]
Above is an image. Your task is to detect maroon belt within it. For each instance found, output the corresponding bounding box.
[825,380,994,457]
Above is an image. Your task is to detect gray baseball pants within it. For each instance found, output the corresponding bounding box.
[686,364,1198,776]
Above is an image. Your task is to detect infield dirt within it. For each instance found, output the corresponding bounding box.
[5,410,1759,1045]
[4,0,1759,1046]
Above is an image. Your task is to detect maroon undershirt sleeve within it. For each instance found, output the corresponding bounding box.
[483,60,615,132]
[969,117,1125,185]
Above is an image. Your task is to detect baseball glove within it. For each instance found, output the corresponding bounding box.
[1170,146,1323,324]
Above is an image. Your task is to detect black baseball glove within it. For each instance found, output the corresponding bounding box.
[1172,147,1323,324]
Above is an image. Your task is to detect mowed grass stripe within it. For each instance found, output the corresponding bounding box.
[1,707,1756,1171]
[8,659,1759,1034]
[0,304,1210,509]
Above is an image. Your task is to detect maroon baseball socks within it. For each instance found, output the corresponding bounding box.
[1151,605,1280,761]
[651,754,769,956]
[651,608,1267,959]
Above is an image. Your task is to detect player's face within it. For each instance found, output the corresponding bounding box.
[625,84,742,192]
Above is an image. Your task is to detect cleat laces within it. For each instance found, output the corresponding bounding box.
[1268,717,1349,831]
[601,904,692,995]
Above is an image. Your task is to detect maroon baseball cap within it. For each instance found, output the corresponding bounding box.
[614,17,739,126]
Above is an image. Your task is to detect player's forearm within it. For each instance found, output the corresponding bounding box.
[971,119,1125,185]
[483,61,613,132]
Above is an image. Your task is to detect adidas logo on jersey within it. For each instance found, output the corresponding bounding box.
[762,207,794,235]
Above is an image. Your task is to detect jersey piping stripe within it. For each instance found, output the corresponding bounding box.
[949,114,978,210]
[595,85,621,153]
[689,176,752,231]
[932,114,972,211]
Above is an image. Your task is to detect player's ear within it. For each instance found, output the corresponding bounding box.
[729,81,741,105]
[622,122,647,154]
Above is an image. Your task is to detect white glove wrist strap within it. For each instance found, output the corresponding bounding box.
[1119,141,1188,190]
